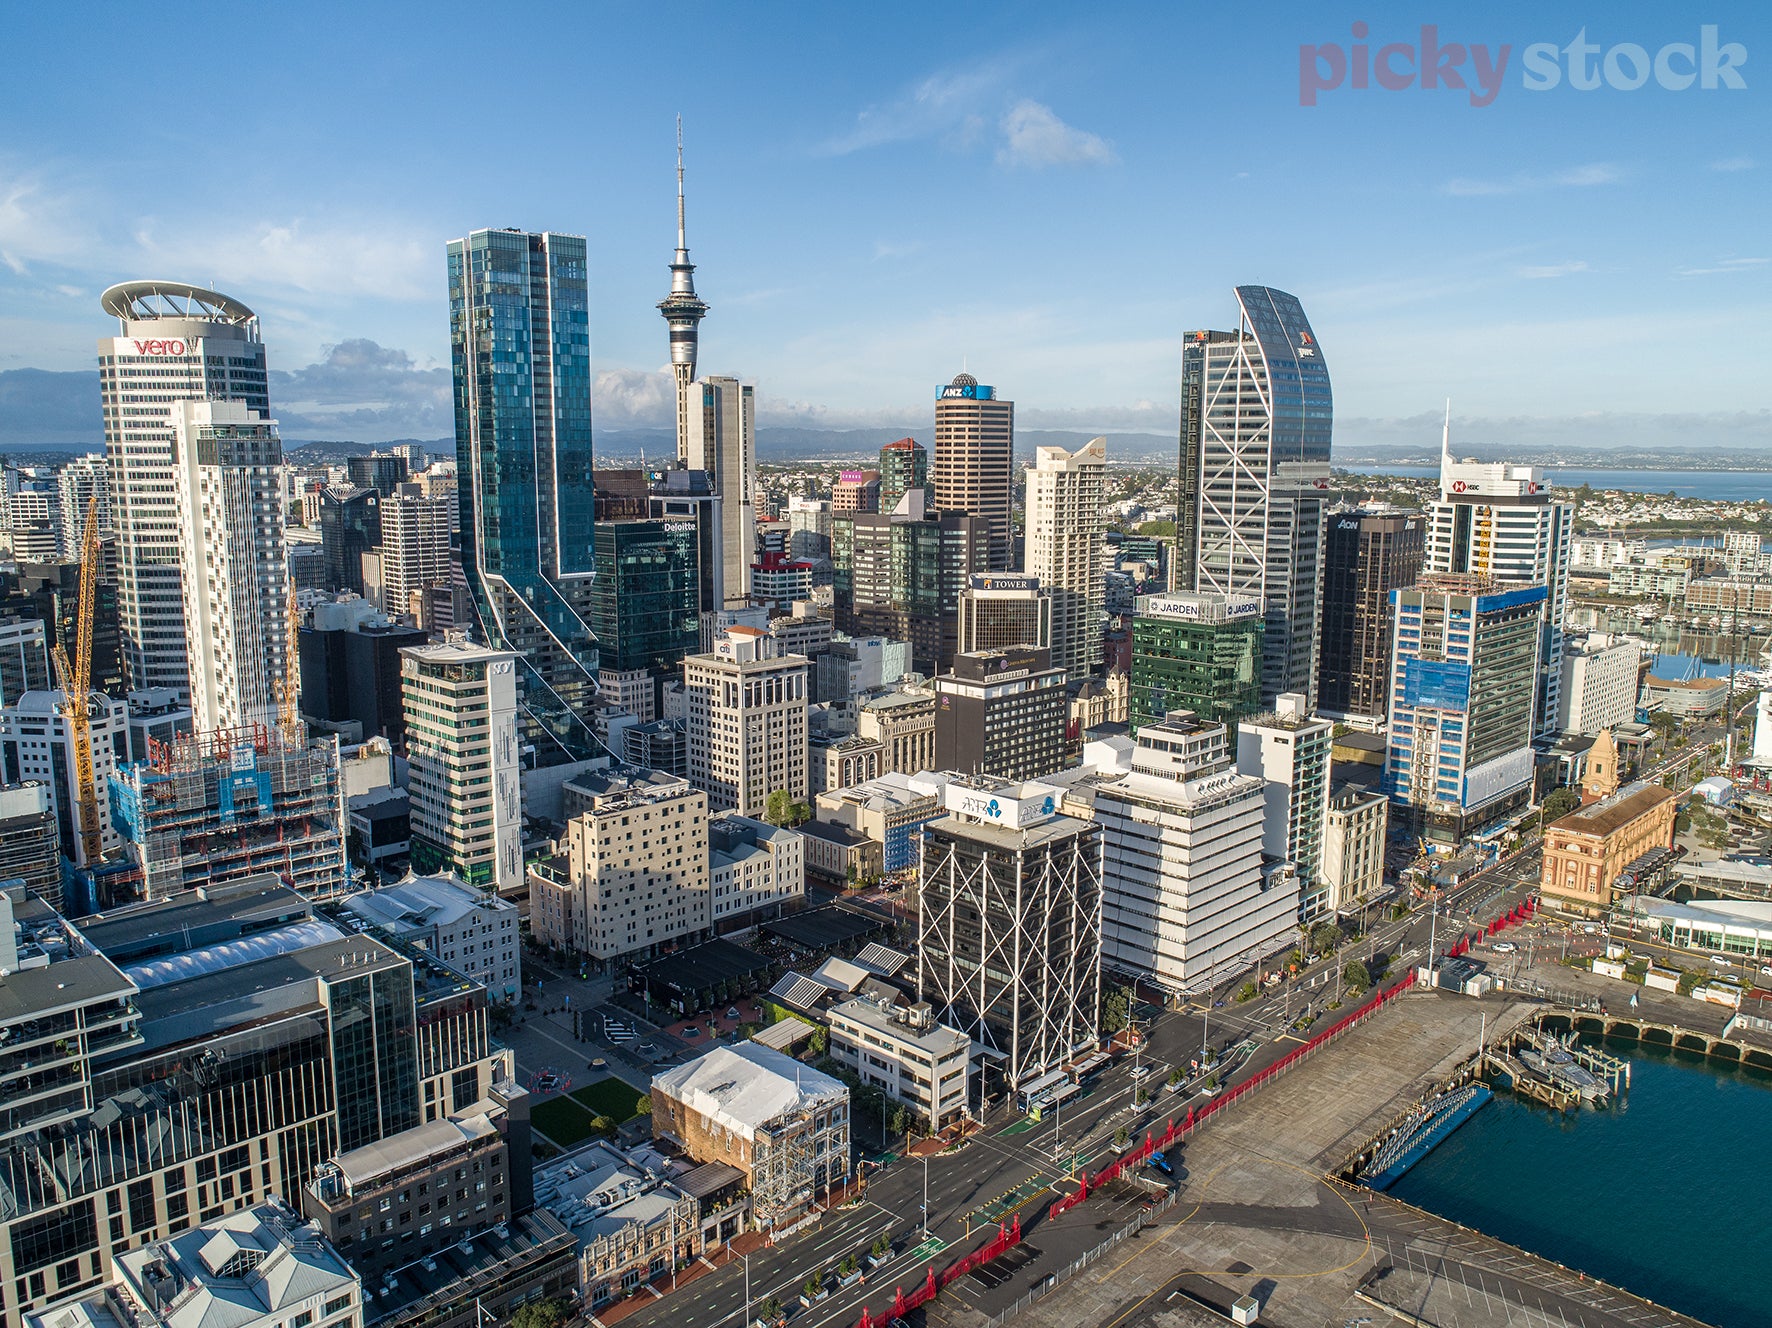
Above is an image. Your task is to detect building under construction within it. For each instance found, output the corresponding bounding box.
[109,722,347,902]
[649,1043,850,1229]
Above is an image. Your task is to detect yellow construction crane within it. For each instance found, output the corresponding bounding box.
[276,581,304,746]
[50,495,103,868]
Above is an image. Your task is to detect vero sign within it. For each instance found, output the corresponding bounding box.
[131,339,189,355]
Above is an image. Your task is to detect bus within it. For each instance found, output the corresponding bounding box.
[1028,1081,1080,1121]
[1016,1069,1070,1116]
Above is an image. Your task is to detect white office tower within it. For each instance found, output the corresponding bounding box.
[1097,711,1296,998]
[378,482,454,618]
[683,625,809,816]
[1556,635,1642,736]
[402,641,522,894]
[0,470,61,560]
[1425,415,1573,742]
[99,282,270,699]
[685,376,756,607]
[1023,437,1106,681]
[56,452,112,551]
[173,400,293,735]
[1237,693,1334,920]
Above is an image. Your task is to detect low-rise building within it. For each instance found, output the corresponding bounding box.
[809,733,885,795]
[709,813,804,930]
[105,1203,359,1328]
[854,687,936,776]
[1322,783,1388,913]
[814,770,945,874]
[651,1043,850,1229]
[342,874,521,1002]
[827,996,970,1129]
[535,1140,700,1310]
[1640,673,1728,719]
[799,820,880,886]
[1539,781,1678,917]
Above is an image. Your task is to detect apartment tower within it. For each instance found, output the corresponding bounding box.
[1023,437,1106,681]
[932,373,1015,571]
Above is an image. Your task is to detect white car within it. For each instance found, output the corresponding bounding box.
[1492,941,1517,954]
[1129,1064,1152,1081]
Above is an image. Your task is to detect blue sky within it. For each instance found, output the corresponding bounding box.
[1,1,1768,449]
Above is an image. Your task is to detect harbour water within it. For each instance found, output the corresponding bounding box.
[1390,1042,1772,1327]
[1349,465,1772,502]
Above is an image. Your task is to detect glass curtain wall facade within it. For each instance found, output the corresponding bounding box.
[1181,287,1332,707]
[1129,612,1263,733]
[448,229,601,762]
[588,521,701,675]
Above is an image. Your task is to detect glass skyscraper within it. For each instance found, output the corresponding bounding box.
[1179,286,1332,708]
[447,229,601,761]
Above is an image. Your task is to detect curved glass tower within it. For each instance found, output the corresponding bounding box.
[1179,285,1332,707]
[448,228,601,762]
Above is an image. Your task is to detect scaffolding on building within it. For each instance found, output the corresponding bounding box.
[110,723,347,902]
[748,1087,847,1228]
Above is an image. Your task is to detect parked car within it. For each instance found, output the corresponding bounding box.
[1493,941,1517,954]
[1147,1151,1174,1177]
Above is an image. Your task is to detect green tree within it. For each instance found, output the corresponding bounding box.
[1342,959,1371,992]
[1101,986,1132,1035]
[760,1295,784,1324]
[888,1102,910,1141]
[1137,519,1177,537]
[1168,1066,1185,1086]
[511,1299,568,1328]
[1114,1125,1129,1147]
[1309,921,1341,955]
[635,1094,653,1117]
[591,1114,616,1136]
[807,1025,828,1055]
[1540,787,1582,823]
[765,789,811,827]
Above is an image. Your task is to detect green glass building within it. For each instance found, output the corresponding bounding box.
[1130,592,1264,732]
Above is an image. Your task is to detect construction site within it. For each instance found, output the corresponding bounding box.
[107,722,347,902]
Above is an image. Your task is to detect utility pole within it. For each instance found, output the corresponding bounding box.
[743,1251,752,1328]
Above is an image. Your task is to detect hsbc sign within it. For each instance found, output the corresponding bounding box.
[130,338,189,356]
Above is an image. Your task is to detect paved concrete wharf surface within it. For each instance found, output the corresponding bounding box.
[924,991,1711,1328]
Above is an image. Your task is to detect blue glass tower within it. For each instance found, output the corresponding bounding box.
[448,228,601,761]
[1180,285,1333,707]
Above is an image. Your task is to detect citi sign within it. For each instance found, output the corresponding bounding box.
[130,338,189,355]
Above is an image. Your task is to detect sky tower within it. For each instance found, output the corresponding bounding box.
[658,115,709,465]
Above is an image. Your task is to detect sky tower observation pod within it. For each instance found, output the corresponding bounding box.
[100,280,259,330]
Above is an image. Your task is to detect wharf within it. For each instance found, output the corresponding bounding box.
[951,992,1711,1328]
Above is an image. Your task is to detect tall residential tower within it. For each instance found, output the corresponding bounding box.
[1179,287,1332,708]
[448,227,601,761]
[1023,437,1106,681]
[933,373,1015,572]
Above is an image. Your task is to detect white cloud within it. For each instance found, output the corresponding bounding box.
[1674,257,1768,277]
[996,100,1117,169]
[132,217,433,303]
[1443,163,1621,197]
[823,64,1016,156]
[1712,156,1755,172]
[592,367,675,430]
[1516,260,1589,280]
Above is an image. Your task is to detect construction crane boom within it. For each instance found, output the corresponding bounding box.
[51,496,104,868]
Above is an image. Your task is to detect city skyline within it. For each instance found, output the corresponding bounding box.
[1,2,1768,453]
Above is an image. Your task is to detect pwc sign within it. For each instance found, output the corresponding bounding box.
[130,338,189,355]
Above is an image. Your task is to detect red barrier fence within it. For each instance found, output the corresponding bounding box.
[1048,969,1421,1222]
[852,1214,1023,1328]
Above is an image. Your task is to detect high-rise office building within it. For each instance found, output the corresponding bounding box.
[0,555,126,698]
[173,400,293,735]
[1237,694,1334,920]
[345,451,409,497]
[1129,591,1264,733]
[1097,711,1295,996]
[317,484,380,596]
[448,228,600,762]
[957,573,1052,656]
[1179,287,1332,707]
[834,506,987,676]
[932,645,1068,782]
[1318,510,1424,724]
[376,481,455,619]
[55,453,111,553]
[832,469,881,514]
[1425,421,1573,742]
[683,627,809,817]
[932,373,1015,571]
[587,510,702,719]
[0,781,60,909]
[877,437,930,516]
[99,281,270,698]
[786,496,833,561]
[1385,575,1545,842]
[1,471,62,562]
[1,689,130,869]
[917,777,1101,1090]
[659,121,710,468]
[402,641,522,894]
[1024,437,1106,681]
[684,376,756,607]
[0,614,50,706]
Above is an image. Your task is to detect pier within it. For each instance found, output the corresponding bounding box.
[1539,1009,1772,1071]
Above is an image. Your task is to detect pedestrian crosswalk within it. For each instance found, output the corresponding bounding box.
[603,1014,636,1043]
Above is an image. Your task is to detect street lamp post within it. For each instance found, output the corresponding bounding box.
[921,1154,930,1240]
[743,1252,752,1328]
